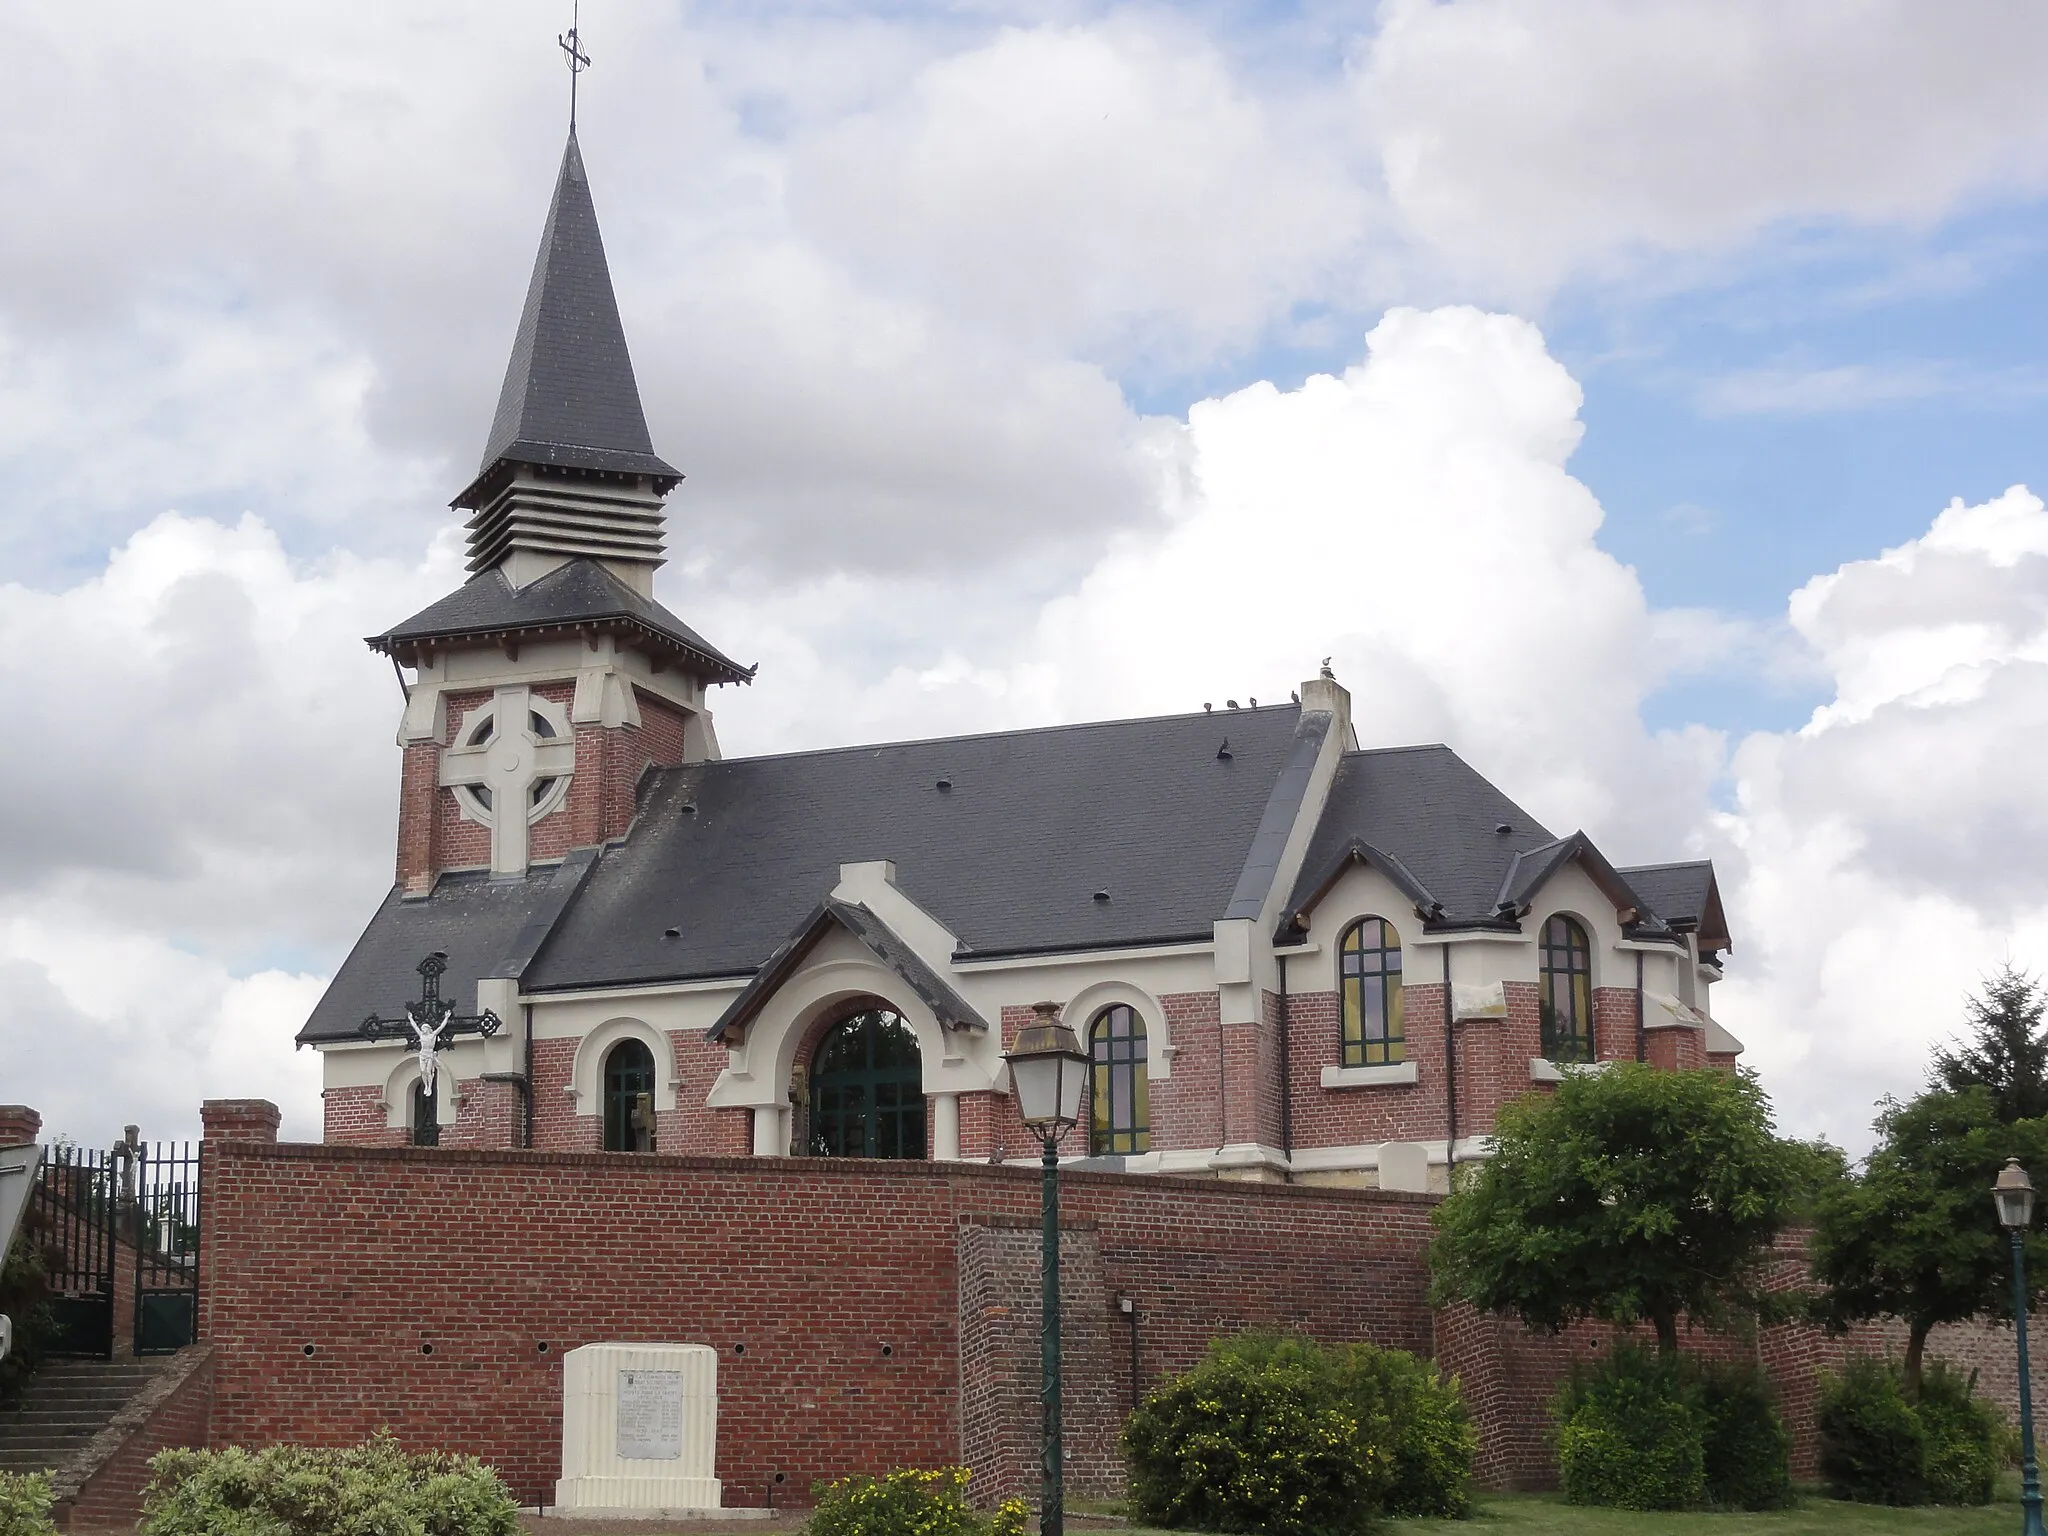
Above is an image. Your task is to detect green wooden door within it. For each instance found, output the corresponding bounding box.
[808,1010,926,1158]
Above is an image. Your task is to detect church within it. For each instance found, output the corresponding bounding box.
[300,126,1740,1190]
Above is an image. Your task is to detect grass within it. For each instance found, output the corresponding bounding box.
[1105,1486,2029,1536]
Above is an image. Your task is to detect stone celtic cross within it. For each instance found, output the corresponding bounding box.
[439,685,574,875]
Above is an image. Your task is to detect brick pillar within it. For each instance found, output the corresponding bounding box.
[201,1100,281,1143]
[0,1105,41,1147]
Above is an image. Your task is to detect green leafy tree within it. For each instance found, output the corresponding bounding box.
[1809,1086,2048,1396]
[1932,964,2048,1123]
[1428,1064,1799,1354]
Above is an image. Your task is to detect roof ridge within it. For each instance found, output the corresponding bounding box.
[690,702,1304,768]
[1618,858,1714,872]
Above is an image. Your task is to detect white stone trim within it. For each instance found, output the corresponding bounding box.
[1529,1056,1617,1083]
[382,1055,457,1131]
[1409,931,1533,947]
[567,1018,679,1116]
[526,977,747,1007]
[705,954,997,1112]
[952,939,1214,972]
[1287,1136,1494,1172]
[1062,979,1174,1082]
[1319,1061,1420,1089]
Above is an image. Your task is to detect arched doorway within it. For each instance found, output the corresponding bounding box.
[807,1009,925,1159]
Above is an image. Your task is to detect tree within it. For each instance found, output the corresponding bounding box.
[1931,964,2048,1123]
[1809,1086,2048,1396]
[1428,1064,1799,1355]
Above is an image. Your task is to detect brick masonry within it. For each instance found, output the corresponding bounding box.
[190,1133,2048,1507]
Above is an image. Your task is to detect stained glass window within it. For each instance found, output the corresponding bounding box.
[1540,915,1594,1064]
[1088,1005,1150,1155]
[808,1010,926,1159]
[1339,917,1404,1067]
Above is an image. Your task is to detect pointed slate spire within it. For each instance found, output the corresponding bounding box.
[454,128,677,512]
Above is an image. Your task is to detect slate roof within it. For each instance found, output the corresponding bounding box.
[525,704,1312,990]
[1618,860,1731,952]
[298,852,597,1045]
[365,559,752,684]
[706,899,993,1043]
[453,129,677,510]
[1282,745,1561,931]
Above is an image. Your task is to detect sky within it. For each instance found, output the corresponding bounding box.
[4,0,2048,1155]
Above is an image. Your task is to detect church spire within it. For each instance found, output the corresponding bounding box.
[453,127,678,588]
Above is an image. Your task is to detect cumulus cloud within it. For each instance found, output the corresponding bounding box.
[1720,487,2048,1145]
[0,514,452,1143]
[1359,0,2048,296]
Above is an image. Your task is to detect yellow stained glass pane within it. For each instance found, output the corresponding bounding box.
[1386,982,1405,1061]
[1131,1069,1150,1152]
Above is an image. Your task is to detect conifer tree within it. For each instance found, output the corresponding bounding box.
[1931,964,2048,1123]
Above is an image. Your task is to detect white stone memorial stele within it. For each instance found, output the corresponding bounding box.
[554,1343,723,1515]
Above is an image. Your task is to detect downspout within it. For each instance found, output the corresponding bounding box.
[1442,941,1457,1182]
[1278,953,1294,1176]
[1635,952,1646,1063]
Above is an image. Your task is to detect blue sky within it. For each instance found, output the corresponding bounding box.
[6,2,2048,1146]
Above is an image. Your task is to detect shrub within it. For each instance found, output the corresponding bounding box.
[1553,1348,1704,1511]
[1915,1360,2003,1507]
[1121,1334,1391,1536]
[141,1430,520,1536]
[804,1468,1026,1536]
[1,1216,61,1402]
[1817,1354,1928,1505]
[0,1473,57,1536]
[1330,1343,1477,1518]
[1694,1360,1794,1511]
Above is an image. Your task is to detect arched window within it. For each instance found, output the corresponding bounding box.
[602,1038,658,1152]
[1088,1005,1150,1155]
[1339,917,1404,1067]
[409,1078,439,1148]
[1540,915,1594,1064]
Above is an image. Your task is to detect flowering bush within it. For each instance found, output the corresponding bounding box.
[804,1467,1027,1536]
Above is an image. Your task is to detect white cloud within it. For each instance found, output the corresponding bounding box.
[1721,486,2048,1146]
[1357,0,2048,296]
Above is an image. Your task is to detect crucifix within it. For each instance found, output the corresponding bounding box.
[360,953,503,1097]
[439,686,575,875]
[559,2,590,130]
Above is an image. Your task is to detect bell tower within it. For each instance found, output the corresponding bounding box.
[371,127,751,894]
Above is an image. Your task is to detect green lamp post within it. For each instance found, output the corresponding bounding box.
[1005,1001,1089,1536]
[1995,1158,2046,1536]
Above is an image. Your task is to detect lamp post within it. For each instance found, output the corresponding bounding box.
[1005,1001,1088,1536]
[1995,1158,2047,1536]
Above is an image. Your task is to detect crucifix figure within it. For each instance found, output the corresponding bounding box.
[439,686,575,875]
[559,2,590,130]
[360,953,503,1098]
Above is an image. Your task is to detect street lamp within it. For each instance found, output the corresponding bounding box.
[1005,1001,1088,1536]
[1995,1158,2046,1536]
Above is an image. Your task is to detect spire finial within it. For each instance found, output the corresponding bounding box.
[558,1,590,131]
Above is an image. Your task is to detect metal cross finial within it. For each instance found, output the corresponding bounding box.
[360,953,503,1098]
[558,1,591,130]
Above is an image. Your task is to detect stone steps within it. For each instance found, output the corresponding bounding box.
[0,1358,175,1479]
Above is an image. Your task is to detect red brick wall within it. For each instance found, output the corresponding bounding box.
[1454,981,1546,1136]
[323,1085,408,1147]
[1592,986,1640,1063]
[1287,982,1450,1149]
[58,1347,216,1530]
[1151,992,1223,1150]
[1646,1026,1707,1072]
[197,1142,1441,1508]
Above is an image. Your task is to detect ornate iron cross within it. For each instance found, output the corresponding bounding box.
[360,953,502,1096]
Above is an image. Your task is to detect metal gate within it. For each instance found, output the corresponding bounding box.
[131,1140,200,1355]
[29,1144,118,1358]
[27,1137,201,1358]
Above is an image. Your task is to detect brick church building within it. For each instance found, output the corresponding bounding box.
[303,125,1739,1191]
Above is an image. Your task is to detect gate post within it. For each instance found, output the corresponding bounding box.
[199,1101,280,1143]
[0,1105,40,1148]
